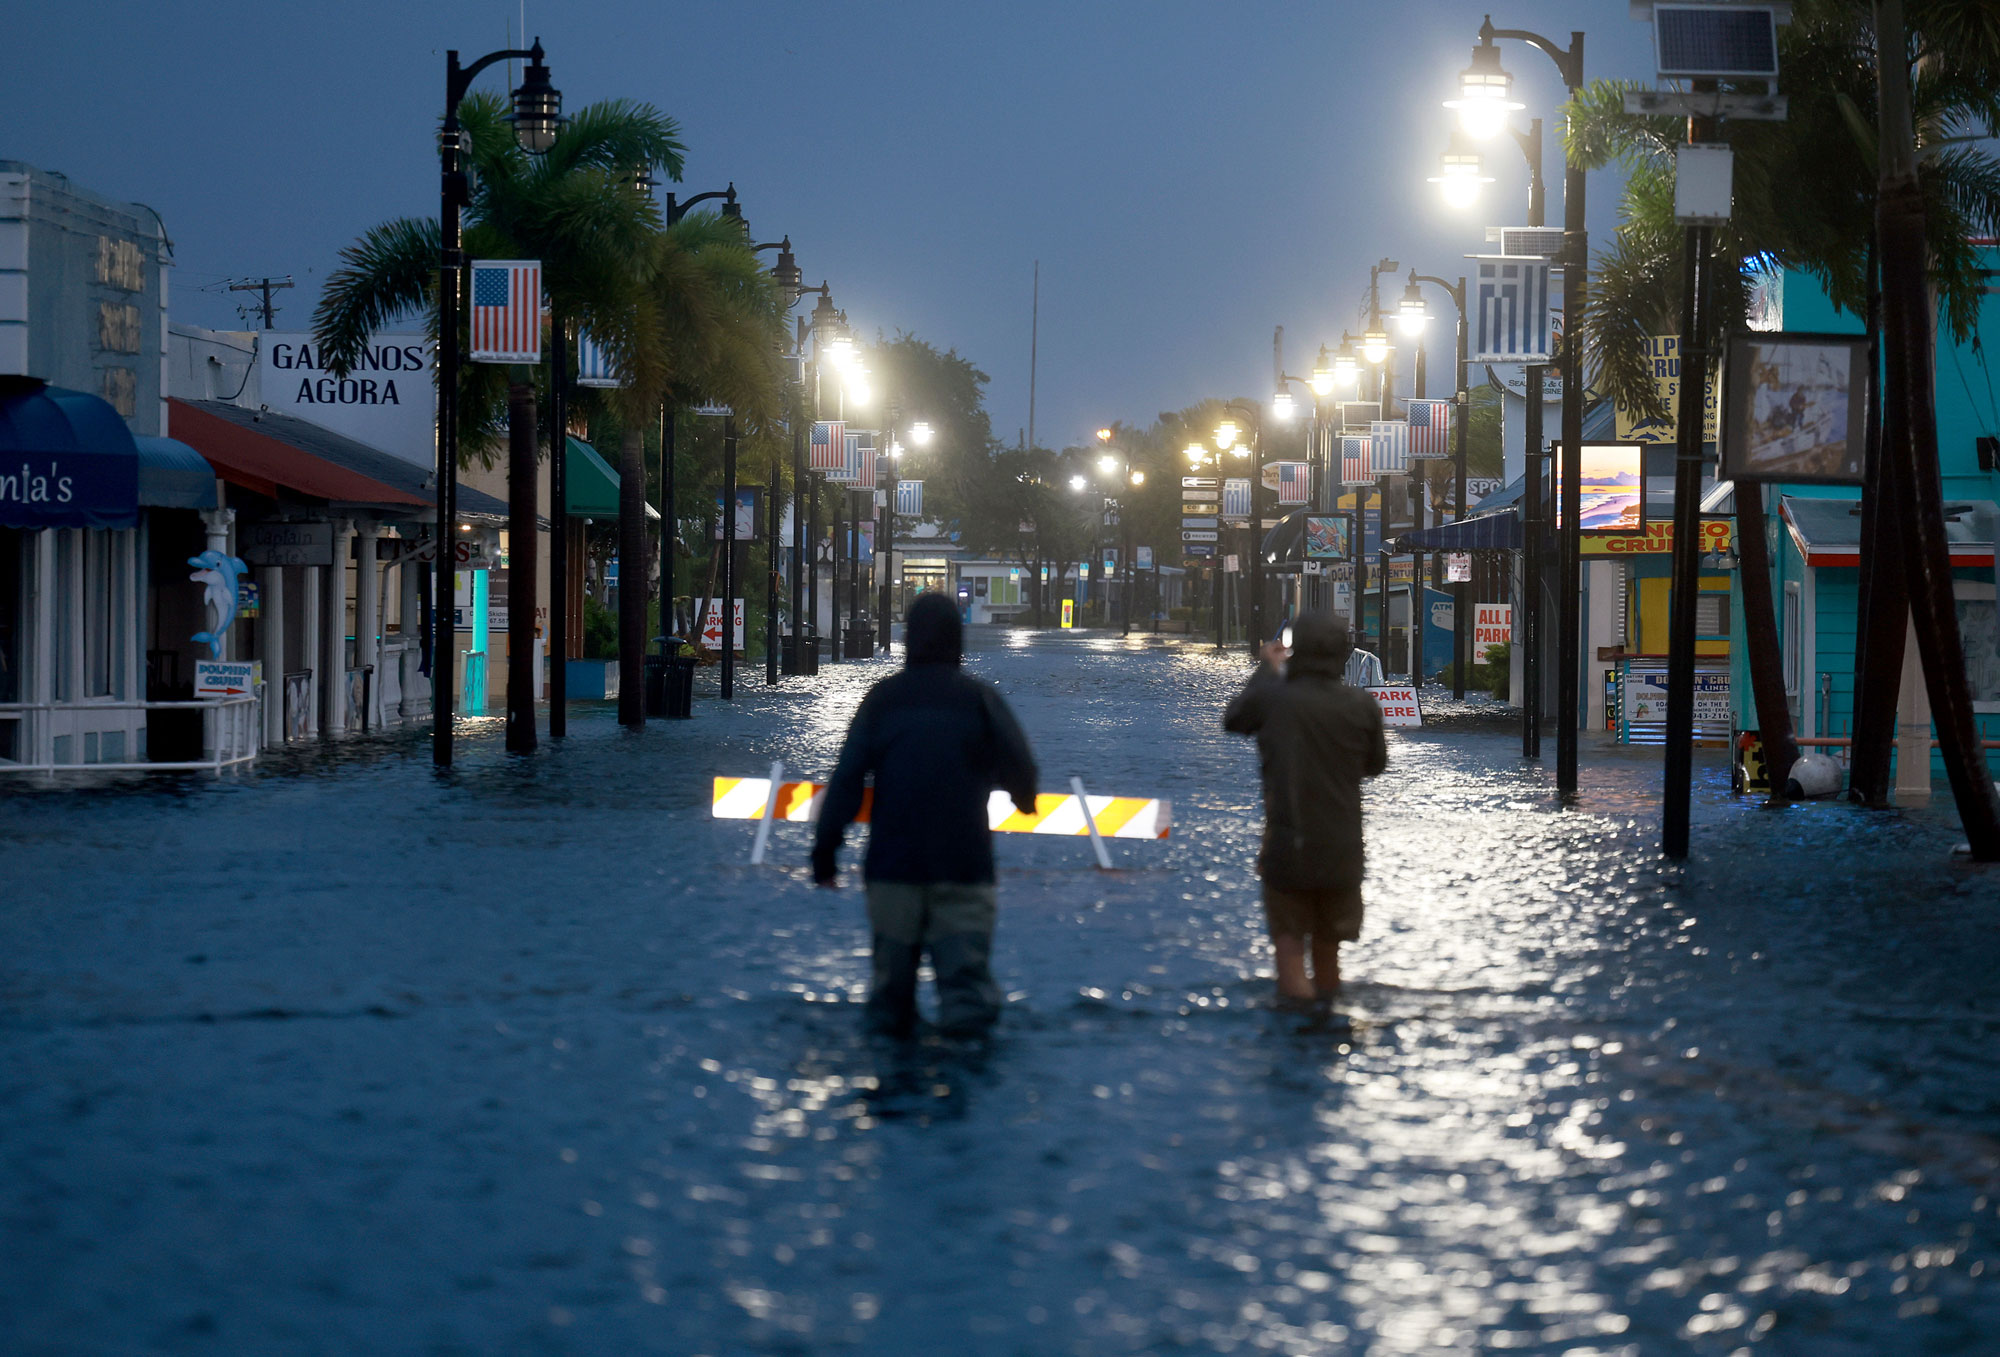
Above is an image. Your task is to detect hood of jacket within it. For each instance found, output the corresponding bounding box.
[905,592,963,665]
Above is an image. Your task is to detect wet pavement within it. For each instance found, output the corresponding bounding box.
[4,628,1998,1356]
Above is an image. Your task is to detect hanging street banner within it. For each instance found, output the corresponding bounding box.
[1135,545,1153,569]
[1221,478,1252,518]
[1261,461,1310,504]
[1406,398,1453,458]
[575,329,623,388]
[1615,335,1720,443]
[1340,435,1372,487]
[469,260,542,364]
[895,479,923,516]
[1470,256,1553,363]
[809,421,847,471]
[1369,421,1409,477]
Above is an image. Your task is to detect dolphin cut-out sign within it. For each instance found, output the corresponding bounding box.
[189,550,250,659]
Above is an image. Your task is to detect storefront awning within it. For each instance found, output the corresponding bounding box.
[0,380,141,529]
[1782,493,1996,568]
[1394,510,1523,552]
[563,436,658,520]
[168,398,506,521]
[135,436,218,510]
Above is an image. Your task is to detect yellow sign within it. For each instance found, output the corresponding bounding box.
[1060,599,1075,629]
[1616,335,1720,444]
[1580,519,1733,556]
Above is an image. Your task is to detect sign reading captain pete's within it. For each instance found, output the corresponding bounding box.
[257,331,436,466]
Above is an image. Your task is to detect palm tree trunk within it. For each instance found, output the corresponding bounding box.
[506,380,539,753]
[617,425,647,727]
[1874,0,2000,856]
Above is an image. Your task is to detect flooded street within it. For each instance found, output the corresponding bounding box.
[4,630,1998,1355]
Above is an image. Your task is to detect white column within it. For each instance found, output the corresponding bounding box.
[399,556,424,720]
[355,520,381,729]
[301,564,321,737]
[323,519,352,734]
[259,565,284,745]
[200,507,237,660]
[1895,615,1932,799]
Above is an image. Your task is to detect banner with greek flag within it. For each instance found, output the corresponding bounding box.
[895,480,924,516]
[1341,435,1373,486]
[1369,421,1409,477]
[1471,255,1553,363]
[575,328,623,388]
[1221,478,1252,519]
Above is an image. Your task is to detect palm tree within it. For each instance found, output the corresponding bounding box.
[603,211,787,725]
[314,93,683,750]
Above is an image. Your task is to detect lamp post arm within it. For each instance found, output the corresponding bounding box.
[665,183,737,225]
[447,45,542,118]
[1479,18,1583,91]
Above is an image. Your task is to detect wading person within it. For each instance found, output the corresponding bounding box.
[1223,613,1387,1003]
[813,593,1039,1038]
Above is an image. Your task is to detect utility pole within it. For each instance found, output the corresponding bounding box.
[228,276,294,329]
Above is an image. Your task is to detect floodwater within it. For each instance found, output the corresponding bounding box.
[3,629,1996,1356]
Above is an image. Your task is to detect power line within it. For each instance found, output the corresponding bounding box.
[227,276,294,329]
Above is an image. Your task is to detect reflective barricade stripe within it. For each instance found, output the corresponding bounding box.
[713,778,1171,839]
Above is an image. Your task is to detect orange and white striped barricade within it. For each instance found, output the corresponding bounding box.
[711,762,1171,869]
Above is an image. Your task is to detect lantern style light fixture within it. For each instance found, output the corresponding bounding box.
[1130,469,1145,487]
[1096,427,1115,443]
[1070,474,1088,493]
[1333,334,1362,387]
[1360,326,1391,366]
[1214,419,1239,451]
[1185,442,1208,465]
[509,41,564,153]
[909,420,934,445]
[1443,31,1522,140]
[1395,271,1431,336]
[1098,453,1119,475]
[1429,129,1494,209]
[1271,389,1297,421]
[1309,344,1337,396]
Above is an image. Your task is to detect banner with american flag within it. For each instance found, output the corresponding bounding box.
[1369,421,1409,477]
[1340,436,1373,486]
[850,431,878,490]
[825,431,858,483]
[1268,461,1311,505]
[1406,398,1452,458]
[574,327,622,388]
[469,261,541,364]
[809,421,847,472]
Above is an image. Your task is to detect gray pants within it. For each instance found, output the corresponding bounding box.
[864,881,1002,1036]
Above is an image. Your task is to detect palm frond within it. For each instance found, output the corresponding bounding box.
[312,217,439,376]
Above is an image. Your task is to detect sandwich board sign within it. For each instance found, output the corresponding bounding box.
[1366,685,1423,727]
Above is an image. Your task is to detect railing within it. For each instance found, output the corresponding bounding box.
[0,693,262,774]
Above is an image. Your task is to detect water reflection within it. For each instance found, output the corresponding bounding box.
[2,630,1996,1354]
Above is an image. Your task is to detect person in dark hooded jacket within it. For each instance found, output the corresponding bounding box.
[1223,612,1387,1001]
[813,593,1039,1036]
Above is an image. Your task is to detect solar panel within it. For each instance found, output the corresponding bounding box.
[1654,4,1779,78]
[1499,227,1565,259]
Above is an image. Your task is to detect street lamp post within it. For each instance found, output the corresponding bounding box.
[1406,272,1471,697]
[1363,259,1400,670]
[1093,428,1141,635]
[1453,14,1587,796]
[434,38,561,768]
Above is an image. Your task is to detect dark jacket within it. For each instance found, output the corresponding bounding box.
[813,596,1038,885]
[1223,615,1388,892]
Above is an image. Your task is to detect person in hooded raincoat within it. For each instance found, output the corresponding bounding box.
[813,593,1039,1036]
[1223,613,1388,1001]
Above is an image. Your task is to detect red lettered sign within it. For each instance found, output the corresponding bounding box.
[1366,685,1423,727]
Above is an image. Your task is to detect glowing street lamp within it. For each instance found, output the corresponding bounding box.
[1271,389,1297,421]
[908,420,933,445]
[1069,474,1088,493]
[1429,129,1495,209]
[1309,344,1337,396]
[1444,30,1523,139]
[1360,326,1391,366]
[1395,271,1431,335]
[1214,419,1239,451]
[1332,335,1361,389]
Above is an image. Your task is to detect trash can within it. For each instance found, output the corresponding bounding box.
[646,637,697,719]
[844,622,874,659]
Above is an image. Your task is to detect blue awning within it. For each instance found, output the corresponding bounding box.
[135,436,218,509]
[0,381,140,529]
[1393,510,1522,552]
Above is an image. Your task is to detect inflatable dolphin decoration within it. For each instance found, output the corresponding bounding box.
[189,549,250,659]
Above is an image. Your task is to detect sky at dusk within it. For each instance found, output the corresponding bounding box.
[6,2,1658,451]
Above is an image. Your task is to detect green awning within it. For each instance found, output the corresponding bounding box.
[564,436,657,520]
